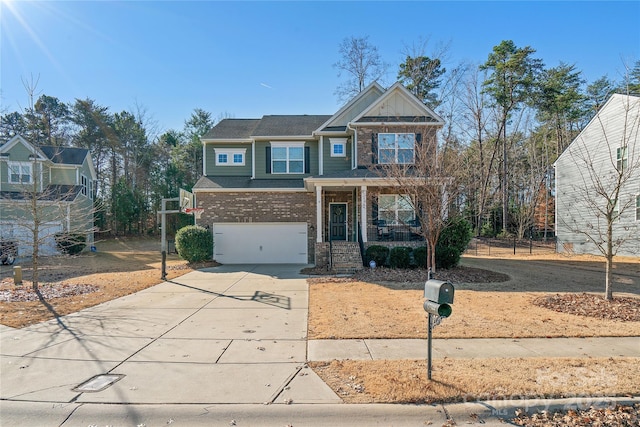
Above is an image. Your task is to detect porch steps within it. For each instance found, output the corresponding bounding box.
[331,241,364,274]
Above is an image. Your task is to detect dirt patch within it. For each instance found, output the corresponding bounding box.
[534,293,640,322]
[0,237,217,328]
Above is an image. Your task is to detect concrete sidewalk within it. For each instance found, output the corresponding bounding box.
[1,264,638,426]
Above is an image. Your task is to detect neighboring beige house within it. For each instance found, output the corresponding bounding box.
[0,135,97,257]
[193,82,444,268]
[555,94,640,257]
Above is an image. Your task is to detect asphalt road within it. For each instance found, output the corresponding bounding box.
[460,256,640,294]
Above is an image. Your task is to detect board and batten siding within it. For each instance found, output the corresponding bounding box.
[555,94,640,257]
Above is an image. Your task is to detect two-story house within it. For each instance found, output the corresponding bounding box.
[193,82,444,268]
[555,93,639,257]
[0,135,97,258]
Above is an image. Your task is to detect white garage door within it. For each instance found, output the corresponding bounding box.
[212,223,308,264]
[0,221,63,257]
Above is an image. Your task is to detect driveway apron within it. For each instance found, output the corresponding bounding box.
[0,265,341,405]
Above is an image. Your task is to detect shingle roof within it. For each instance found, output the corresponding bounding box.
[0,185,82,201]
[194,176,305,189]
[202,119,261,140]
[252,115,332,137]
[39,146,89,165]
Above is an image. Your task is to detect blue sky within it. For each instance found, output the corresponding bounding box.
[1,1,638,134]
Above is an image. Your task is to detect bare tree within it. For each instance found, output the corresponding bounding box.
[555,94,640,300]
[334,36,388,102]
[2,143,101,292]
[372,125,460,272]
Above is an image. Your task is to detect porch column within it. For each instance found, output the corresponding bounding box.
[316,185,323,242]
[360,185,367,243]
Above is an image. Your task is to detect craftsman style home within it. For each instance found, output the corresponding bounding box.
[193,82,444,268]
[0,135,97,257]
[555,93,640,257]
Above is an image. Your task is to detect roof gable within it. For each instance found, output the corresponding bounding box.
[353,82,445,124]
[316,82,385,133]
[40,146,90,166]
[0,135,48,161]
[555,94,640,165]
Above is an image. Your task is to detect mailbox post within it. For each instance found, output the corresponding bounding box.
[423,279,454,380]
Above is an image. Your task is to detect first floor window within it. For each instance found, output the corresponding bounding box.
[8,162,32,184]
[378,194,415,224]
[272,143,304,174]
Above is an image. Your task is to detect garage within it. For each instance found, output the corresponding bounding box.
[212,222,308,264]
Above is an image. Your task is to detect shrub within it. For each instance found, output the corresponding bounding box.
[436,216,472,269]
[55,233,86,255]
[389,246,412,269]
[412,246,427,268]
[175,225,213,263]
[365,245,389,267]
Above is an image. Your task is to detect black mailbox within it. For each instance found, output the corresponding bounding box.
[423,279,454,317]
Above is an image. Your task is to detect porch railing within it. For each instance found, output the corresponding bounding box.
[365,220,424,242]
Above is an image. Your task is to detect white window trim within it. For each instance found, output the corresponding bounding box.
[81,174,88,196]
[329,138,347,158]
[378,133,415,164]
[378,194,415,225]
[271,142,305,174]
[214,148,246,166]
[8,161,33,184]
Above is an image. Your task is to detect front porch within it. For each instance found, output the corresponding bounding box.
[311,184,424,271]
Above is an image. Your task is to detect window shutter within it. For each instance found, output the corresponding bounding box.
[265,146,271,174]
[416,133,422,144]
[371,133,378,164]
[372,195,379,223]
[304,146,310,174]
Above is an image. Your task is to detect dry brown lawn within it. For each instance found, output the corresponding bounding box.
[0,237,212,328]
[308,252,640,408]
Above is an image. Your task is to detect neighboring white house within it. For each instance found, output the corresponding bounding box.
[555,94,640,257]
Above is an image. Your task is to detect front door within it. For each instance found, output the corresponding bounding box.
[330,203,347,241]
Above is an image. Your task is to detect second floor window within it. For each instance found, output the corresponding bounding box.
[617,147,627,171]
[379,133,415,164]
[81,174,88,196]
[215,149,246,166]
[272,143,304,174]
[636,195,640,222]
[8,162,32,184]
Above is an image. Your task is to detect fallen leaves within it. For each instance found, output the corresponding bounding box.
[0,281,100,302]
[533,293,640,322]
[512,403,640,426]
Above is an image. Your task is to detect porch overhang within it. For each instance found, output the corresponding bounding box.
[304,176,407,192]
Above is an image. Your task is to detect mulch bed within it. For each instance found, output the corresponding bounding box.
[0,280,100,302]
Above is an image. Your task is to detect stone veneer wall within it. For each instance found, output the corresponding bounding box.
[196,191,316,263]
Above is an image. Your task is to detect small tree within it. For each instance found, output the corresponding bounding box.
[334,35,387,102]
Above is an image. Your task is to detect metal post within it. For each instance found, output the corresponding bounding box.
[513,234,517,255]
[427,313,433,380]
[161,198,167,280]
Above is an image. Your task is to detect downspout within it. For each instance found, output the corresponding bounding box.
[251,140,256,179]
[347,122,357,170]
[319,136,324,176]
[202,142,207,176]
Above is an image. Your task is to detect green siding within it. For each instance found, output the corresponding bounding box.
[50,167,76,185]
[205,143,252,176]
[254,140,318,179]
[322,138,352,174]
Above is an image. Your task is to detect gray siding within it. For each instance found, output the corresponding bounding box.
[555,94,640,257]
[254,140,319,179]
[322,137,353,174]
